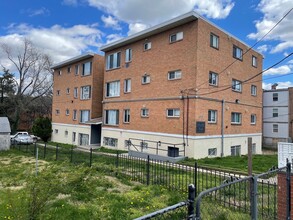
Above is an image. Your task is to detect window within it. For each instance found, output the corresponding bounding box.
[251,114,256,124]
[82,61,92,76]
[208,110,217,123]
[125,48,132,62]
[273,108,278,117]
[106,81,120,97]
[208,148,217,156]
[210,33,219,49]
[73,110,77,120]
[65,130,68,136]
[273,124,278,133]
[252,143,256,155]
[123,109,130,123]
[55,109,60,115]
[79,133,89,145]
[75,65,79,75]
[106,52,121,70]
[273,93,278,101]
[80,110,90,123]
[231,145,241,156]
[67,66,71,73]
[124,79,131,93]
[167,109,180,117]
[251,85,257,96]
[141,108,149,117]
[170,32,183,43]
[72,132,76,142]
[74,87,78,98]
[144,42,151,51]
[105,110,119,125]
[142,75,150,84]
[55,129,58,134]
[104,137,118,147]
[58,70,62,76]
[231,112,241,124]
[80,86,91,100]
[168,70,181,80]
[65,109,70,116]
[252,56,257,67]
[66,88,70,94]
[209,72,218,86]
[56,90,60,96]
[233,45,243,60]
[232,79,242,92]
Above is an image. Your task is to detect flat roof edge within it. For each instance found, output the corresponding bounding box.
[51,52,96,69]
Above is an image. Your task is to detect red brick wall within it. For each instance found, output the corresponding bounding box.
[278,172,293,219]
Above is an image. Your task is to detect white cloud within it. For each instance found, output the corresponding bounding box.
[101,15,121,30]
[128,23,150,36]
[62,0,79,6]
[106,34,123,44]
[88,0,234,34]
[263,64,292,76]
[248,0,293,54]
[257,44,269,53]
[25,7,50,17]
[263,81,293,90]
[0,23,103,68]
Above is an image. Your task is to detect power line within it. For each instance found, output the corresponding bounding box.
[195,8,293,91]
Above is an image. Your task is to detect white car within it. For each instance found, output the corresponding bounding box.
[11,133,35,144]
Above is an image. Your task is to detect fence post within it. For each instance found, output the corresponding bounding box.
[44,142,47,158]
[70,145,73,163]
[286,161,291,219]
[250,176,258,220]
[116,151,119,168]
[89,148,93,167]
[56,144,58,160]
[188,184,195,219]
[194,162,197,196]
[146,155,150,186]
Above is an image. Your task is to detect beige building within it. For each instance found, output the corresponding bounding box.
[100,11,263,159]
[51,53,104,146]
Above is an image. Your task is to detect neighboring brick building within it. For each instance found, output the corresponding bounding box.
[51,53,104,146]
[100,11,263,159]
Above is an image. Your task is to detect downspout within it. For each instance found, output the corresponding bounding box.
[221,99,225,157]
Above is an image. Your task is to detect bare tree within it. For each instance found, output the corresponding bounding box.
[0,38,53,132]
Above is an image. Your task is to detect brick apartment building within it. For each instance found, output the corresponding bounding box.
[100,11,263,159]
[51,53,104,146]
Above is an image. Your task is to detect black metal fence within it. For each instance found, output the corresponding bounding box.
[10,143,285,219]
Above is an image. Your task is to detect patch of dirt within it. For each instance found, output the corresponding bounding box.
[104,176,132,193]
[0,159,11,165]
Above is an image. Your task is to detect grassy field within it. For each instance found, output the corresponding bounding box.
[0,149,186,220]
[181,154,278,174]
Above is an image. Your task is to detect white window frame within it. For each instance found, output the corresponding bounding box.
[232,79,242,92]
[251,85,257,96]
[58,70,62,76]
[208,148,217,156]
[170,31,183,43]
[67,66,71,73]
[124,79,131,93]
[66,88,70,94]
[233,45,243,60]
[55,109,60,115]
[65,109,70,116]
[251,114,256,124]
[167,109,180,118]
[73,109,77,120]
[141,108,149,117]
[273,124,278,133]
[144,42,152,51]
[82,61,92,76]
[123,109,130,123]
[252,56,257,67]
[74,87,78,99]
[208,110,217,123]
[210,33,219,49]
[80,110,90,123]
[209,72,218,86]
[75,65,79,75]
[106,81,120,97]
[104,137,118,147]
[231,112,242,124]
[273,93,278,101]
[57,90,60,96]
[65,130,68,136]
[80,85,91,100]
[125,48,132,62]
[231,145,241,156]
[106,52,121,70]
[273,108,278,117]
[105,110,119,125]
[55,129,58,134]
[168,70,181,80]
[142,75,151,84]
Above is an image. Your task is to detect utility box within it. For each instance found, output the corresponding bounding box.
[168,146,179,157]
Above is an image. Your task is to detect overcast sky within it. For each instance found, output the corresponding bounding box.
[0,0,292,89]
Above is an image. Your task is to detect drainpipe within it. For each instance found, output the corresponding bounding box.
[221,99,225,157]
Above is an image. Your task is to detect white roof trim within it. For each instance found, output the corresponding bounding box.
[51,52,96,69]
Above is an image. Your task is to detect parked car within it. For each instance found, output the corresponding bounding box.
[10,132,40,143]
[11,134,34,145]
